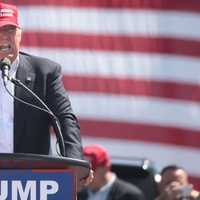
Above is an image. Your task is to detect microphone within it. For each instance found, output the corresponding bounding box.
[0,57,11,84]
[9,77,66,157]
[1,61,66,157]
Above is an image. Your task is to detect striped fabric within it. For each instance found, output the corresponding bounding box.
[7,0,200,189]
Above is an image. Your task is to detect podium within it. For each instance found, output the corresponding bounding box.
[0,153,90,199]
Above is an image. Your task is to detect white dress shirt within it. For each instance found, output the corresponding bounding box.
[0,57,18,153]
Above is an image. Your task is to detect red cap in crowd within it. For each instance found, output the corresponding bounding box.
[0,3,19,28]
[83,144,111,171]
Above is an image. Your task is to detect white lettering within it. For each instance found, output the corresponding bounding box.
[0,181,8,200]
[40,180,59,200]
[12,181,36,200]
[0,8,14,17]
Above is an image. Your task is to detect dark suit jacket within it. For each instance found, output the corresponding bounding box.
[78,178,146,200]
[13,52,83,159]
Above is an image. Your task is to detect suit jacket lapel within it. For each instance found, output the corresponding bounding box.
[14,54,35,151]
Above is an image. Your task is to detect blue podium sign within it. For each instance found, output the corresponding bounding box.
[0,169,75,200]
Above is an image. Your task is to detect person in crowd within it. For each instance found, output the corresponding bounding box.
[78,144,146,200]
[156,165,200,200]
[0,2,83,158]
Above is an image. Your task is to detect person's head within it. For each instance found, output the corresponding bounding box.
[0,3,22,63]
[83,144,111,191]
[158,165,189,193]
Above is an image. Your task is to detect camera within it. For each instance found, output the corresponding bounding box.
[179,185,192,198]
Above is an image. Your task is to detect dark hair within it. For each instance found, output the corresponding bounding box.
[160,165,185,176]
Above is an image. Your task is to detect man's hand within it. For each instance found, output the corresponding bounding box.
[156,182,193,200]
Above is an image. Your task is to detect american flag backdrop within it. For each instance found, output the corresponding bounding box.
[6,0,200,189]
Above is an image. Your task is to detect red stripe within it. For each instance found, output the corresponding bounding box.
[79,119,200,148]
[6,0,200,13]
[22,32,200,58]
[189,176,200,191]
[63,75,200,102]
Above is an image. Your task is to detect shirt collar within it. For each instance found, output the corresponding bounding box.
[10,56,19,77]
[88,172,116,195]
[99,172,116,192]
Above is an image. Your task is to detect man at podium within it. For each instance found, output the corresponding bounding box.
[0,2,83,159]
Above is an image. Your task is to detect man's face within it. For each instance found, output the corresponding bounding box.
[159,169,188,192]
[0,25,21,62]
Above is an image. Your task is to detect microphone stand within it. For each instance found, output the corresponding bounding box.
[6,76,66,157]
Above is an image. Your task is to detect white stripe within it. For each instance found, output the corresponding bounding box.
[69,92,200,131]
[19,6,200,40]
[82,136,200,177]
[50,135,200,177]
[22,47,200,84]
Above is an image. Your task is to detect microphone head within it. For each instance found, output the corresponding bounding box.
[0,57,11,70]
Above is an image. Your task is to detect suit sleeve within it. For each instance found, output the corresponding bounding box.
[46,63,83,159]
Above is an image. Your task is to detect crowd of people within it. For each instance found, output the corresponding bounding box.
[78,144,145,200]
[78,148,200,200]
[78,144,200,200]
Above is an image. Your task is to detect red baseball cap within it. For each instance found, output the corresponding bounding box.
[83,144,111,171]
[0,3,19,28]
